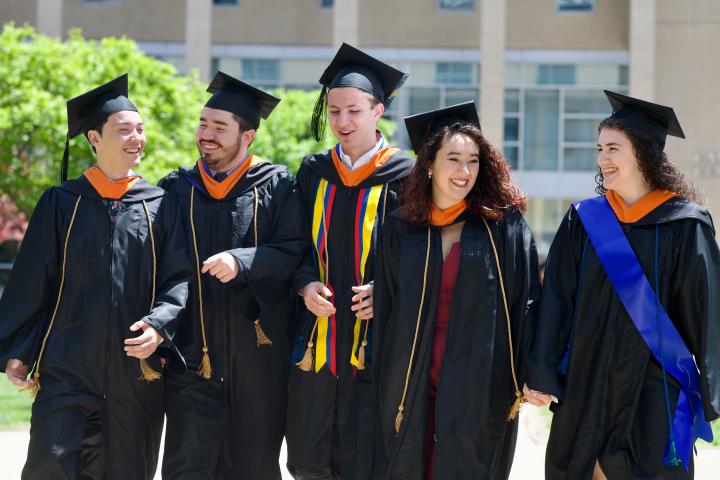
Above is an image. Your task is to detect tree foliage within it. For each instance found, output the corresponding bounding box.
[0,23,396,216]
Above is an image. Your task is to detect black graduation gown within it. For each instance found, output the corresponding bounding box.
[528,197,720,480]
[159,161,307,480]
[372,209,540,479]
[286,149,414,480]
[0,175,192,479]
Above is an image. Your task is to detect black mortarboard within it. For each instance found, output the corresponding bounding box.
[311,43,408,141]
[604,90,685,149]
[205,71,280,130]
[62,74,138,183]
[404,101,480,154]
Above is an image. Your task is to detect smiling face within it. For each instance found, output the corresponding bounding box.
[430,133,480,209]
[327,87,384,161]
[597,127,650,199]
[88,110,146,173]
[195,107,255,171]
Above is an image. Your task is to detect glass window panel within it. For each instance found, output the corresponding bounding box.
[282,60,326,86]
[575,64,623,86]
[564,90,610,114]
[242,59,280,84]
[213,0,238,5]
[537,65,576,85]
[505,89,520,113]
[523,90,559,170]
[445,88,478,107]
[407,62,436,84]
[319,0,333,8]
[556,0,594,12]
[215,57,242,78]
[619,65,629,86]
[439,0,475,11]
[504,117,519,142]
[505,64,522,85]
[564,147,597,171]
[503,145,518,169]
[565,119,599,143]
[409,87,441,115]
[436,63,474,85]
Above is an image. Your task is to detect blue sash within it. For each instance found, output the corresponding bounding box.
[574,196,713,470]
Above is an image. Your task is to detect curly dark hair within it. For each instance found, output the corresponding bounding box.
[402,121,527,224]
[595,117,700,202]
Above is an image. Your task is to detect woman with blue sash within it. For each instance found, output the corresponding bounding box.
[527,91,720,479]
[372,102,540,479]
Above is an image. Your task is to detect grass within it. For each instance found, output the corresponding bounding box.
[0,377,32,430]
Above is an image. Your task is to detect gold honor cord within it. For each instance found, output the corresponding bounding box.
[190,187,212,379]
[481,218,525,421]
[139,200,161,381]
[252,186,272,346]
[24,195,82,397]
[395,227,432,434]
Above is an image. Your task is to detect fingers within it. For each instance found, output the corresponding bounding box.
[304,292,336,317]
[125,333,157,359]
[351,284,374,319]
[201,253,238,281]
[129,320,147,332]
[6,372,31,388]
[523,384,553,407]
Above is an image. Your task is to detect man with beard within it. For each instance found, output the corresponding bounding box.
[159,71,307,479]
[0,74,191,478]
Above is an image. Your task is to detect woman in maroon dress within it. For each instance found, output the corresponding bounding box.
[372,102,541,479]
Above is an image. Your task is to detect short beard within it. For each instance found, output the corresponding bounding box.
[198,136,242,170]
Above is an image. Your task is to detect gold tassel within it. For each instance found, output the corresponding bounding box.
[20,372,41,398]
[254,319,272,346]
[199,347,212,379]
[395,405,404,434]
[139,358,161,382]
[356,339,368,370]
[296,341,314,372]
[507,390,524,421]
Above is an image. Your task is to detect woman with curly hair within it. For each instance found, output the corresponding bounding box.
[527,91,720,480]
[372,102,541,479]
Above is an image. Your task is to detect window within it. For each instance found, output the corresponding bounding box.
[319,0,333,8]
[213,0,238,5]
[439,0,474,11]
[242,59,280,85]
[556,0,594,13]
[83,0,119,3]
[435,63,475,85]
[537,65,576,85]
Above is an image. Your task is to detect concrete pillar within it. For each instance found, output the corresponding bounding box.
[36,0,63,37]
[629,0,656,99]
[479,0,506,147]
[186,0,212,82]
[333,0,359,48]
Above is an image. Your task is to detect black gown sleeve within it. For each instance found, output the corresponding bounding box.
[140,195,192,348]
[0,189,61,371]
[501,209,541,386]
[228,176,308,295]
[673,218,720,421]
[527,208,585,400]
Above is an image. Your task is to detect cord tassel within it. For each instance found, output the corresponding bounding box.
[507,390,523,421]
[199,347,212,379]
[139,358,161,381]
[394,406,404,435]
[20,372,40,398]
[356,339,368,371]
[296,341,315,372]
[254,319,272,346]
[663,440,683,467]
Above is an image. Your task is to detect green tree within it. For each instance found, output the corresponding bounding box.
[0,23,398,216]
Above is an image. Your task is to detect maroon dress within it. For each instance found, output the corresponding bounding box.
[424,242,461,480]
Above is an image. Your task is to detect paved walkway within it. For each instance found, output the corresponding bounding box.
[1,407,717,478]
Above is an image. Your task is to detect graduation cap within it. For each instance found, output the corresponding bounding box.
[311,43,409,141]
[404,101,480,154]
[205,71,280,130]
[604,90,685,149]
[62,74,138,183]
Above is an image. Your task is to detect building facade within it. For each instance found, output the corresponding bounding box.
[2,0,719,255]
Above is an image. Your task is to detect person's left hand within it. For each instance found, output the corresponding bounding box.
[523,383,555,407]
[351,283,374,320]
[201,252,239,283]
[125,321,164,359]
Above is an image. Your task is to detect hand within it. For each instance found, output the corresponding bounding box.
[5,359,32,388]
[125,321,164,359]
[201,252,239,283]
[351,283,374,320]
[301,281,336,317]
[523,383,555,407]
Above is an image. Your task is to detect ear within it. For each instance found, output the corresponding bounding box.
[86,130,101,148]
[372,102,385,122]
[242,129,256,148]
